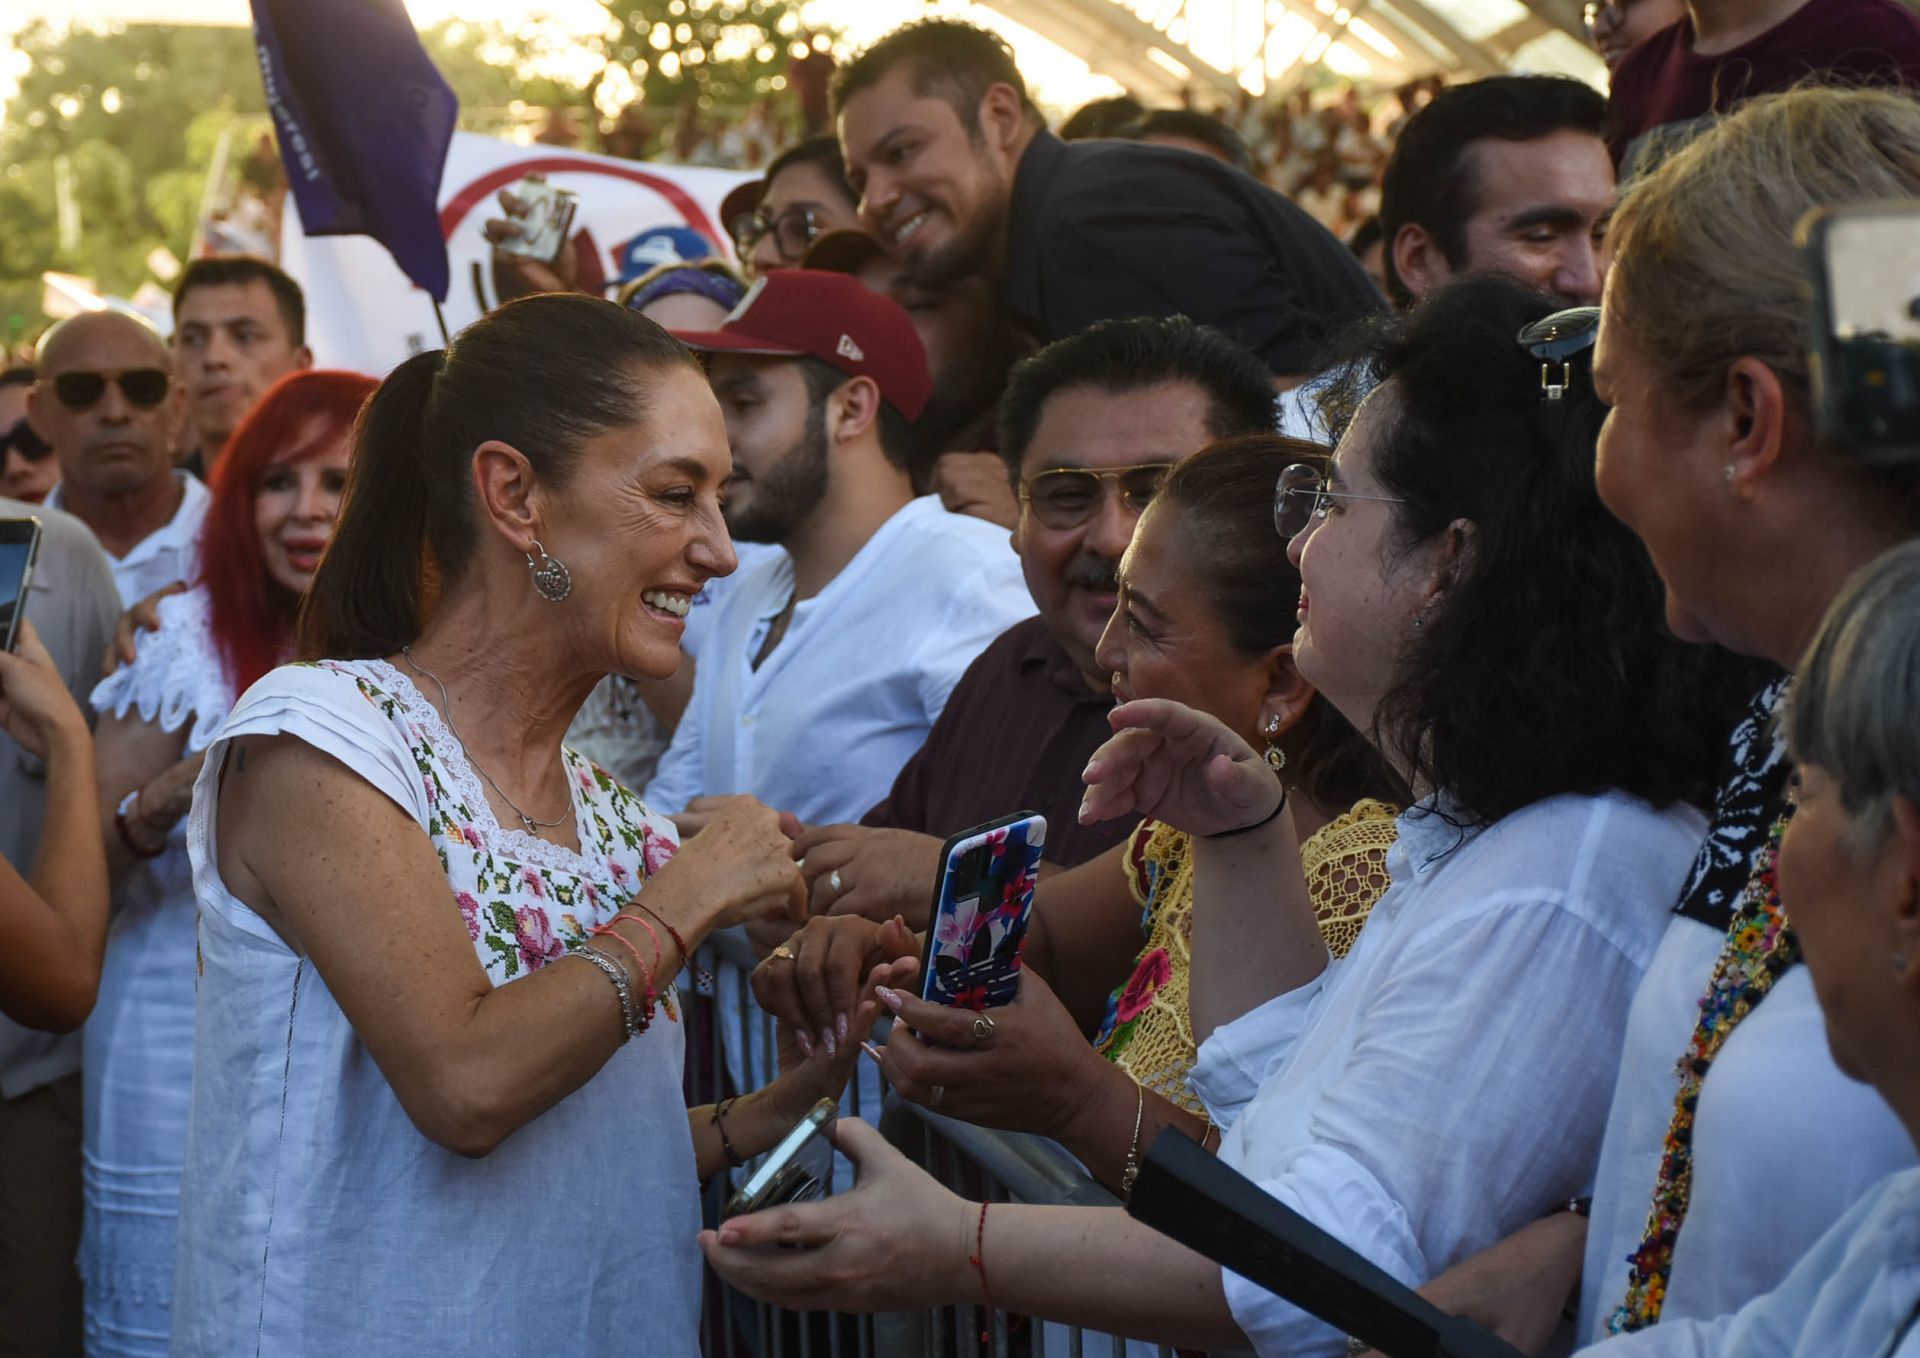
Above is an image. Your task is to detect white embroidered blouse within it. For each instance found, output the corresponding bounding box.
[175,658,700,1356]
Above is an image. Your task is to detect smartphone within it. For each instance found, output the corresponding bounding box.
[493,176,578,265]
[919,812,1047,1013]
[0,517,43,653]
[722,1097,838,1219]
[1802,201,1920,464]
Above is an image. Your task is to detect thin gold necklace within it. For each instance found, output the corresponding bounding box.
[401,646,571,833]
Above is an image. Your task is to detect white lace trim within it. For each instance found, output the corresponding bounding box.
[89,588,233,754]
[348,658,613,879]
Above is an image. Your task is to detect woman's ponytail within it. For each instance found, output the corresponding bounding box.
[298,349,443,659]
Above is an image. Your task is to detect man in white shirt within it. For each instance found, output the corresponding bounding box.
[29,311,208,606]
[645,269,1032,830]
[645,271,1030,1116]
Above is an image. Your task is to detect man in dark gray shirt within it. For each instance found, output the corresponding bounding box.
[832,19,1384,381]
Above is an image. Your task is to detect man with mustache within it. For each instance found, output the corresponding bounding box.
[793,315,1281,925]
[29,312,204,606]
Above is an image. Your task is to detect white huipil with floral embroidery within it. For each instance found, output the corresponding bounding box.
[176,659,699,1358]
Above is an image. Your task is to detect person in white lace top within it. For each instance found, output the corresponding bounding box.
[173,294,892,1357]
[703,279,1757,1355]
[81,370,375,1357]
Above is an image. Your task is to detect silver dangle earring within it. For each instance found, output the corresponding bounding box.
[1110,671,1124,691]
[1263,713,1287,772]
[526,540,572,602]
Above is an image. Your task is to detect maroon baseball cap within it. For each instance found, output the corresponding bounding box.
[673,269,932,421]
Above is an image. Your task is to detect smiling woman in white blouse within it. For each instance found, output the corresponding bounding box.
[701,276,1759,1355]
[170,295,890,1357]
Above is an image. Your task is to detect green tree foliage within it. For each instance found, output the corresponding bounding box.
[589,0,824,120]
[0,6,822,339]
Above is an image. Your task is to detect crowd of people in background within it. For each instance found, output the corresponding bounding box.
[5,0,1920,1356]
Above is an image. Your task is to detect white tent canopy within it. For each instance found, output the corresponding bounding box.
[984,0,1606,98]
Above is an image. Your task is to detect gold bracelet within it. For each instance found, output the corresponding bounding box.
[1120,1081,1146,1199]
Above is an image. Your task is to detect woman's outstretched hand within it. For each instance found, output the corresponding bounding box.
[700,1117,975,1314]
[1080,698,1282,838]
[751,913,920,1058]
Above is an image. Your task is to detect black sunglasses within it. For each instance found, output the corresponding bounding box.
[1517,306,1601,401]
[0,417,52,463]
[44,368,172,411]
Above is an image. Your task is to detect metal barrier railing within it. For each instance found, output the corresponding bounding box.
[690,931,1174,1358]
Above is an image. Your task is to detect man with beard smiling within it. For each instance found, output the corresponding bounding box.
[643,271,1030,1112]
[792,315,1280,926]
[832,20,1383,382]
[643,269,1032,835]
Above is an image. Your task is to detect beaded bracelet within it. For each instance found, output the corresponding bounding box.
[571,946,642,1041]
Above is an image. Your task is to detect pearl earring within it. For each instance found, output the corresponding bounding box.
[1723,465,1736,484]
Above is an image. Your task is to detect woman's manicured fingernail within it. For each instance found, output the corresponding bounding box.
[1078,794,1094,823]
[836,1013,849,1042]
[875,985,904,1012]
[860,1040,885,1063]
[795,1030,814,1056]
[822,1030,837,1057]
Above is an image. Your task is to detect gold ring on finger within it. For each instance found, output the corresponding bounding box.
[971,1014,996,1041]
[771,944,796,962]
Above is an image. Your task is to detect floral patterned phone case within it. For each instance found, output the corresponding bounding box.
[919,813,1046,1012]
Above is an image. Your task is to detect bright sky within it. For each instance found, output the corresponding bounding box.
[0,0,1131,125]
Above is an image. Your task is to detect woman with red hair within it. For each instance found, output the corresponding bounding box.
[80,369,374,1357]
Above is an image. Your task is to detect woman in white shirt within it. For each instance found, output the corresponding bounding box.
[702,275,1754,1356]
[171,294,887,1356]
[1579,540,1920,1358]
[1384,88,1920,1356]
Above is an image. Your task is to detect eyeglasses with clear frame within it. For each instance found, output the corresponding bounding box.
[730,205,825,263]
[1273,461,1405,538]
[1019,462,1175,530]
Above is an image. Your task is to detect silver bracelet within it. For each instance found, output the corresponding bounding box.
[570,945,637,1041]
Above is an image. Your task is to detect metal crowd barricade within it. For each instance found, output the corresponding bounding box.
[691,931,1174,1358]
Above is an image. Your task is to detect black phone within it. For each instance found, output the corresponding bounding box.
[919,812,1046,1013]
[1802,201,1920,464]
[722,1097,837,1219]
[0,516,44,653]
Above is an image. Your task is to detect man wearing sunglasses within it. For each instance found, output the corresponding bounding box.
[0,368,58,506]
[794,315,1280,926]
[28,311,205,606]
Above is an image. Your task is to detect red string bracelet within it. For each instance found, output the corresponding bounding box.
[969,1200,993,1345]
[590,922,658,1025]
[630,901,712,990]
[612,911,663,976]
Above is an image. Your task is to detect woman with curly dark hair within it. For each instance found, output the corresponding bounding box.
[702,274,1758,1356]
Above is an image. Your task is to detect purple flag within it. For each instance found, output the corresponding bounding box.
[251,0,458,301]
